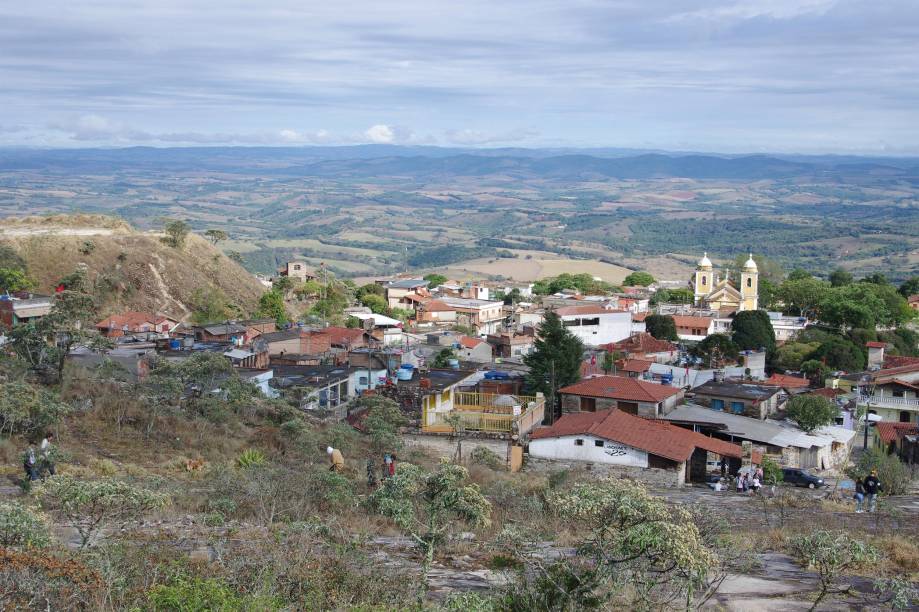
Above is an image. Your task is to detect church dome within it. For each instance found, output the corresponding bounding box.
[743,253,758,271]
[697,252,713,269]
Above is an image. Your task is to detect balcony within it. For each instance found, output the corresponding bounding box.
[422,391,545,436]
[857,394,919,411]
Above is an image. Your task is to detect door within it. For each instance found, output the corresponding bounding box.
[711,399,724,411]
[617,401,639,415]
[580,397,597,412]
[901,411,912,423]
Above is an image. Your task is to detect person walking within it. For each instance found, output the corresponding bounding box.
[366,458,377,489]
[864,470,882,512]
[388,453,397,478]
[39,432,56,477]
[720,458,727,478]
[736,472,745,493]
[853,477,866,513]
[327,446,345,473]
[23,447,38,482]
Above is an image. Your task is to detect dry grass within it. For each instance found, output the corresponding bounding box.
[875,535,919,574]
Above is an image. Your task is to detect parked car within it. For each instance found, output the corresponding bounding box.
[781,467,825,489]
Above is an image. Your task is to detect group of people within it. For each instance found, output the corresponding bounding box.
[853,470,882,513]
[735,467,764,494]
[23,433,56,482]
[365,453,397,488]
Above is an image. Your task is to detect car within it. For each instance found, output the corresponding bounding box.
[781,467,825,489]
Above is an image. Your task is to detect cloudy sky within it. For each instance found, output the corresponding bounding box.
[1,0,917,153]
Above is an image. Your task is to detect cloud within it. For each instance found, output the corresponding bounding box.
[443,127,538,146]
[364,124,395,144]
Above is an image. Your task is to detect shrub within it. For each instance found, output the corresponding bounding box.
[146,575,279,611]
[236,449,268,469]
[848,448,914,496]
[470,446,504,470]
[0,548,102,610]
[790,530,878,610]
[785,394,839,433]
[0,502,51,548]
[0,380,72,437]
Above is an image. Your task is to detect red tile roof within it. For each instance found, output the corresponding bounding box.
[95,311,175,330]
[883,355,919,369]
[871,362,919,383]
[555,304,623,316]
[809,388,843,399]
[606,332,677,355]
[908,294,919,304]
[420,300,455,312]
[459,336,485,349]
[620,359,653,374]
[559,375,681,403]
[875,422,919,445]
[530,408,743,462]
[866,341,887,349]
[763,374,811,389]
[632,312,649,322]
[671,315,713,329]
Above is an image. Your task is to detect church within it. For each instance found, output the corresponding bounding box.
[692,253,758,312]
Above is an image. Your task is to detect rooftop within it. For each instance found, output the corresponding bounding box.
[560,375,681,403]
[876,421,919,445]
[606,332,677,355]
[531,408,742,463]
[762,374,811,389]
[387,279,429,290]
[555,304,623,317]
[692,379,781,401]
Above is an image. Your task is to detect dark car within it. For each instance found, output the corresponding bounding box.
[781,467,825,489]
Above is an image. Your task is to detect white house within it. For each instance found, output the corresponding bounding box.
[555,305,632,347]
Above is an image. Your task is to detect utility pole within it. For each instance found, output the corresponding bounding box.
[548,359,557,425]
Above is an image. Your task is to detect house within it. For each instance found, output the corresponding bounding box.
[260,328,333,358]
[873,421,919,457]
[457,336,493,362]
[415,300,458,325]
[323,326,368,350]
[487,330,536,359]
[529,408,744,486]
[347,312,405,346]
[555,305,631,347]
[279,261,316,282]
[663,404,856,470]
[559,375,684,418]
[195,323,251,344]
[768,312,808,342]
[908,294,919,311]
[866,341,887,369]
[241,319,277,337]
[271,364,351,415]
[616,295,650,313]
[605,332,678,363]
[384,279,430,310]
[671,315,715,342]
[0,292,53,328]
[95,312,179,338]
[691,379,784,419]
[617,358,654,378]
[427,296,506,335]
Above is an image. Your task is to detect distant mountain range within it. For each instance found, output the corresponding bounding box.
[1,145,918,180]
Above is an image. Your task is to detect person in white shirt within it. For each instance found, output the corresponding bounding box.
[39,432,56,477]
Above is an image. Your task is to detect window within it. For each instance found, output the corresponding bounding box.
[900,411,912,423]
[574,439,584,446]
[594,440,604,447]
[746,278,752,288]
[711,399,724,411]
[731,401,744,414]
[582,317,600,326]
[702,276,707,286]
[894,389,905,398]
[359,376,368,385]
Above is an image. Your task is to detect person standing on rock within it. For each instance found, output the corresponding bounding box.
[328,446,345,473]
[864,470,882,512]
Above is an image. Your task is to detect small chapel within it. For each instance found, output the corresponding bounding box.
[692,252,758,312]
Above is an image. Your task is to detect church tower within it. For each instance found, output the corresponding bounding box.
[693,252,714,306]
[740,253,759,311]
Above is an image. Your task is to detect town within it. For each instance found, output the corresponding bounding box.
[1,220,917,609]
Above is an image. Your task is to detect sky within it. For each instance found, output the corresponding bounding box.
[1,0,918,153]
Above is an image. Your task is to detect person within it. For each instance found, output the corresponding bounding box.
[388,453,396,478]
[366,458,377,488]
[713,479,723,492]
[751,475,761,493]
[854,477,866,513]
[23,447,38,482]
[39,432,56,477]
[755,466,764,482]
[864,469,882,512]
[382,453,393,480]
[327,446,345,473]
[736,472,745,493]
[720,458,727,478]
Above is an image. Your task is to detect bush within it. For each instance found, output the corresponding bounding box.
[470,446,504,470]
[236,449,268,469]
[0,502,51,548]
[0,548,102,610]
[0,381,72,437]
[146,575,279,611]
[848,448,914,496]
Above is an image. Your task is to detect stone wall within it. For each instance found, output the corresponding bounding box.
[403,432,512,465]
[522,456,685,487]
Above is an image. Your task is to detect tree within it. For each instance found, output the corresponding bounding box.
[369,460,490,602]
[0,502,51,548]
[256,289,288,326]
[785,395,839,433]
[524,312,584,423]
[860,272,889,286]
[806,337,865,372]
[36,476,168,548]
[162,219,190,249]
[692,334,739,368]
[502,287,523,305]
[650,287,694,306]
[0,268,33,292]
[271,275,295,297]
[423,274,447,289]
[601,351,617,375]
[432,347,457,368]
[359,396,408,453]
[829,267,853,287]
[359,293,388,315]
[774,341,821,372]
[790,531,878,611]
[731,310,775,354]
[0,380,71,437]
[777,278,830,318]
[355,282,385,300]
[644,314,678,341]
[189,287,238,325]
[758,277,779,311]
[787,268,812,281]
[800,360,830,385]
[733,254,784,285]
[899,276,919,298]
[547,478,719,609]
[849,447,913,496]
[203,229,228,246]
[622,271,655,287]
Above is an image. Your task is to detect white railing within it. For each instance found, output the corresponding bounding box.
[857,395,919,409]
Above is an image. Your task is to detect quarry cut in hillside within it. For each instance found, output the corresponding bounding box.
[0,215,265,319]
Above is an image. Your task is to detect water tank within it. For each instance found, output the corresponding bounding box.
[400,364,414,371]
[169,339,181,350]
[396,368,413,381]
[448,359,460,369]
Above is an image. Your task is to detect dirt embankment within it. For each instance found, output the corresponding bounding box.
[0,216,265,319]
